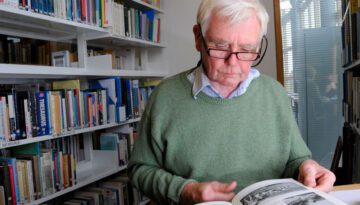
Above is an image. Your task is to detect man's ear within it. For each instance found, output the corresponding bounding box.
[193,24,202,52]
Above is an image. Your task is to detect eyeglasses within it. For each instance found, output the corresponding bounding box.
[200,33,260,61]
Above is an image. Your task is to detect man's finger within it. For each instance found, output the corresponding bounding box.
[301,167,317,188]
[211,192,236,201]
[315,172,336,192]
[213,181,237,192]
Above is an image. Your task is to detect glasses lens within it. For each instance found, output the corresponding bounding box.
[237,53,259,61]
[208,49,230,59]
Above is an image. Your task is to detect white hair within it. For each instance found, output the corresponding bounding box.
[197,0,269,39]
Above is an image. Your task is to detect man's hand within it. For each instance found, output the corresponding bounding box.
[298,159,336,192]
[180,181,237,204]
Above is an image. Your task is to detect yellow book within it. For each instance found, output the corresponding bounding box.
[52,79,80,90]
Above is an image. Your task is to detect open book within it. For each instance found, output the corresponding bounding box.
[196,178,346,205]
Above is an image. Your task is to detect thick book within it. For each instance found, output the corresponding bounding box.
[195,179,346,205]
[0,186,5,205]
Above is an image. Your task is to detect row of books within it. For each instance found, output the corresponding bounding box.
[0,84,110,142]
[111,2,161,43]
[141,0,161,9]
[0,36,52,65]
[0,129,133,205]
[0,138,78,205]
[0,0,112,28]
[342,123,360,184]
[45,174,149,205]
[98,132,129,166]
[343,69,360,127]
[0,78,158,143]
[71,47,146,70]
[341,0,360,66]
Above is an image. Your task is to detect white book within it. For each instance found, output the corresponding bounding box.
[79,91,84,128]
[40,150,55,196]
[1,97,9,142]
[16,161,27,203]
[195,179,346,205]
[101,89,107,125]
[75,191,100,205]
[119,3,125,36]
[61,98,67,132]
[24,160,35,202]
[0,186,5,205]
[7,94,15,141]
[7,0,18,8]
[100,181,125,205]
[0,98,5,142]
[24,99,32,138]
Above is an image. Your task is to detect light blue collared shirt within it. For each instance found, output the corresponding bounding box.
[187,65,260,99]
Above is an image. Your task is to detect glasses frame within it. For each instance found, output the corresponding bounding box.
[199,31,261,62]
[197,25,268,67]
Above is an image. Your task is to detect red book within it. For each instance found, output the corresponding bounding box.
[81,0,87,22]
[8,165,16,205]
[53,152,59,191]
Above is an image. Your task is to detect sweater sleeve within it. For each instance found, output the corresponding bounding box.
[282,95,312,179]
[128,92,195,204]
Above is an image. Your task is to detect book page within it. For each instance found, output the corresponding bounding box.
[330,189,360,204]
[196,202,232,205]
[231,179,347,205]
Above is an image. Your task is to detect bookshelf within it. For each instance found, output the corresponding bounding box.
[340,0,360,185]
[0,0,165,204]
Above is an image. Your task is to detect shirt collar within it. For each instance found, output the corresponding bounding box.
[187,65,260,99]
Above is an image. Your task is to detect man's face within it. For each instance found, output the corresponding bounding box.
[194,13,262,90]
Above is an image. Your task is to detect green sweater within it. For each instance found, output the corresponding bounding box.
[128,70,311,204]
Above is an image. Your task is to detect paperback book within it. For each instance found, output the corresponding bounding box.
[195,179,346,205]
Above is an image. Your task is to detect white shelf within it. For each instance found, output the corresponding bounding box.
[0,118,141,149]
[0,5,107,41]
[139,199,151,205]
[350,123,360,136]
[131,0,165,13]
[87,33,165,48]
[0,64,168,79]
[343,59,360,71]
[27,165,127,205]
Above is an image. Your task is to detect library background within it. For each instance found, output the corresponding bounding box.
[0,0,359,205]
[0,0,165,204]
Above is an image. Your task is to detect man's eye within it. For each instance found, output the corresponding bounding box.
[215,44,229,49]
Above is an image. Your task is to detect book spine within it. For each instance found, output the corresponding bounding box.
[7,94,16,141]
[36,92,47,137]
[8,165,17,205]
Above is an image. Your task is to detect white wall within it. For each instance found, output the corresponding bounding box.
[162,0,278,80]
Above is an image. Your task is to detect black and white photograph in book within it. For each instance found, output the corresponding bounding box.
[283,192,335,205]
[240,182,306,205]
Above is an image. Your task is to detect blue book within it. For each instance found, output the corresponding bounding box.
[99,133,118,150]
[124,79,133,120]
[0,157,20,204]
[89,77,121,123]
[31,0,37,12]
[76,0,81,22]
[38,0,44,14]
[73,91,78,128]
[36,91,50,136]
[45,91,52,135]
[132,80,140,118]
[143,10,155,41]
[95,0,100,26]
[48,0,54,16]
[43,0,48,15]
[114,78,122,122]
[82,91,89,127]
